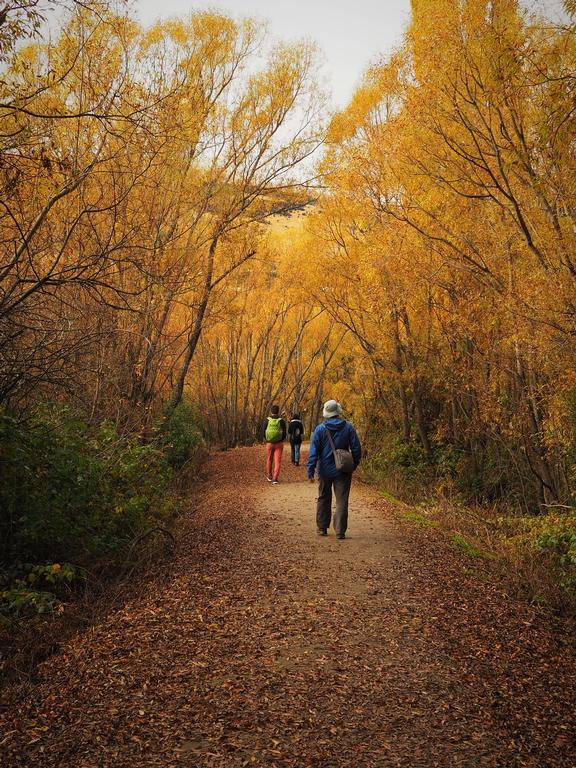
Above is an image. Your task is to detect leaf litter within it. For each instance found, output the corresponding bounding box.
[1,445,575,767]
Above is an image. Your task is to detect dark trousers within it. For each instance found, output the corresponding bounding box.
[316,474,352,535]
[290,440,301,464]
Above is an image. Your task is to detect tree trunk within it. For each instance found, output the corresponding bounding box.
[164,236,219,420]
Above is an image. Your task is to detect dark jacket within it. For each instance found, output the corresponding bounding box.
[288,418,304,443]
[263,416,286,442]
[307,417,362,479]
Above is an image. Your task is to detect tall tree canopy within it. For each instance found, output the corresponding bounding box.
[3,0,576,511]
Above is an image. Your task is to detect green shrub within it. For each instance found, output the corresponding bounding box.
[520,512,576,592]
[0,562,78,627]
[363,434,458,502]
[160,400,206,470]
[0,587,62,626]
[0,404,174,578]
[24,562,77,590]
[497,511,576,602]
[454,442,534,507]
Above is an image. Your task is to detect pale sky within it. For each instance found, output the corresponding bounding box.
[132,0,412,110]
[132,0,568,110]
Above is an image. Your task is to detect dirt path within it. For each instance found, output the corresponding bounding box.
[1,445,575,767]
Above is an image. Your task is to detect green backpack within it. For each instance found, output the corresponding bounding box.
[265,416,283,443]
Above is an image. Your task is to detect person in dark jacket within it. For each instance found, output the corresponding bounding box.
[264,404,286,484]
[307,399,361,539]
[288,413,304,466]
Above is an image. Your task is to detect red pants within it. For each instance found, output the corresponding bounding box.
[266,442,283,481]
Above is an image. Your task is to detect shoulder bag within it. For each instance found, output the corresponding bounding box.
[325,427,355,474]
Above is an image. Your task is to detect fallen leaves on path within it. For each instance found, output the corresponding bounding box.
[1,446,575,767]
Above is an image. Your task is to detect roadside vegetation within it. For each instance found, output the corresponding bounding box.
[362,437,576,614]
[0,401,205,647]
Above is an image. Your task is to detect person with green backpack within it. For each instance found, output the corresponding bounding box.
[264,404,286,484]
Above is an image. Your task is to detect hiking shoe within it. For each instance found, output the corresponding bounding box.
[317,528,328,536]
[336,533,345,540]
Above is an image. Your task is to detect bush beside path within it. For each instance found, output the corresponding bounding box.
[1,446,575,767]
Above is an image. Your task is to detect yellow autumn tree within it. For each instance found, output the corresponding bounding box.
[308,0,576,507]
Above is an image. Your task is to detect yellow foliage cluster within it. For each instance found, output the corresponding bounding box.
[304,0,576,508]
[3,0,576,510]
[0,2,323,434]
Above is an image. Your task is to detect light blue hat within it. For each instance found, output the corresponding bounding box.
[323,399,342,418]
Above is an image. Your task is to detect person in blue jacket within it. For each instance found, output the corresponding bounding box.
[307,399,362,539]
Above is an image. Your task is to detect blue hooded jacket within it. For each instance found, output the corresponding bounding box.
[307,417,362,479]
